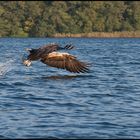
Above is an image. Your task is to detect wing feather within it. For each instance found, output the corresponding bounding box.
[41,52,90,73]
[77,61,89,72]
[72,61,81,73]
[68,60,78,73]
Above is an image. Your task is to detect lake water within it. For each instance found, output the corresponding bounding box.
[0,38,140,138]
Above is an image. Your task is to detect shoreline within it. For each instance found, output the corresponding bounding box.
[1,31,140,38]
[53,31,140,38]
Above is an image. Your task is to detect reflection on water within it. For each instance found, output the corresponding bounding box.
[41,75,91,80]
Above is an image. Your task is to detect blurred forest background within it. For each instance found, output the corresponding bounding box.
[0,1,140,37]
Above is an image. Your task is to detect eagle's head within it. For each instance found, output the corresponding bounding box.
[23,59,32,67]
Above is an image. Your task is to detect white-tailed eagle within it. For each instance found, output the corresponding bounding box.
[22,43,90,73]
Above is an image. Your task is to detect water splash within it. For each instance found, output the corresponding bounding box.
[0,59,15,77]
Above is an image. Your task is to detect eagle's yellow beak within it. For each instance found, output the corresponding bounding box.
[23,60,32,67]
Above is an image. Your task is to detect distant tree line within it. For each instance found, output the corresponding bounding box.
[0,1,140,37]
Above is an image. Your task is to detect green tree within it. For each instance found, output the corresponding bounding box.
[0,1,140,37]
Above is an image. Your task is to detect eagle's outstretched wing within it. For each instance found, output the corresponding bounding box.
[40,52,90,73]
[27,43,74,61]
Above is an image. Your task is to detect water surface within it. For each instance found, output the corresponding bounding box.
[0,38,140,138]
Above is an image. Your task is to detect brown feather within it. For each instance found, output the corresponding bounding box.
[40,52,89,73]
[68,61,77,73]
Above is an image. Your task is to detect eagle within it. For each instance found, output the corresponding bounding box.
[22,43,90,73]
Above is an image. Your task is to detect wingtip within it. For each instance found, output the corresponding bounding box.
[64,44,75,50]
